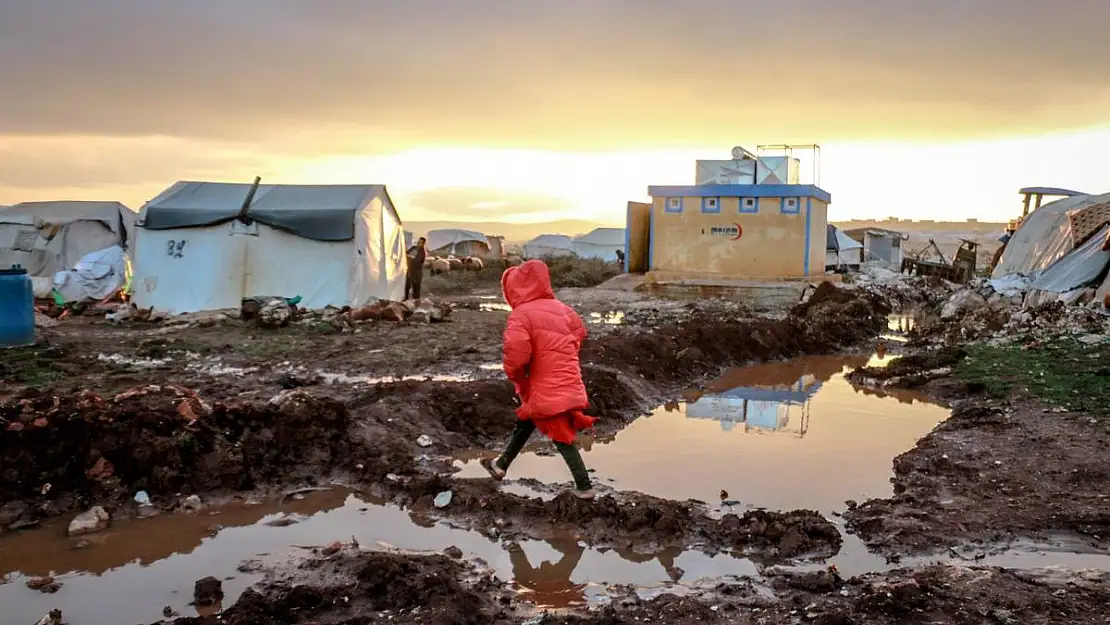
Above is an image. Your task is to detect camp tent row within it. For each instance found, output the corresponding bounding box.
[991,189,1110,302]
[523,228,626,262]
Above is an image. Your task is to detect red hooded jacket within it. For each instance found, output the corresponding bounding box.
[501,260,596,444]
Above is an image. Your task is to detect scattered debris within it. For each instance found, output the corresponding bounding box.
[434,490,454,508]
[181,495,203,514]
[133,490,151,507]
[416,434,434,448]
[193,576,224,606]
[67,506,109,536]
[25,576,60,593]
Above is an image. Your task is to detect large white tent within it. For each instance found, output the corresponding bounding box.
[993,192,1110,278]
[0,201,135,278]
[425,228,490,257]
[571,227,625,261]
[131,182,405,313]
[523,234,574,259]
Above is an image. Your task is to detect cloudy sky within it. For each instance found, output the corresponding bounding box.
[1,0,1107,222]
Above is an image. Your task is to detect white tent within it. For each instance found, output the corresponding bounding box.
[523,234,574,259]
[825,225,863,269]
[425,228,490,257]
[992,192,1110,278]
[571,227,625,261]
[131,182,405,313]
[0,201,136,279]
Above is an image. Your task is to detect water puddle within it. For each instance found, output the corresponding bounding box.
[0,489,755,625]
[457,353,945,514]
[588,311,626,325]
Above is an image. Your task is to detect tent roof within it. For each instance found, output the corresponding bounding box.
[573,227,625,247]
[826,225,863,252]
[1020,187,1086,197]
[526,234,573,247]
[425,228,490,252]
[993,192,1110,278]
[1,200,136,243]
[139,182,396,242]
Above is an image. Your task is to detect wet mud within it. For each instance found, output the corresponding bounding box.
[843,348,1110,558]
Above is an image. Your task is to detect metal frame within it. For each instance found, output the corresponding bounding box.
[757,144,821,186]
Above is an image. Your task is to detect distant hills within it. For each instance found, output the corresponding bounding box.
[403,219,620,244]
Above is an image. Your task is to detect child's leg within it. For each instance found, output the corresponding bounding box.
[554,441,592,492]
[496,419,536,470]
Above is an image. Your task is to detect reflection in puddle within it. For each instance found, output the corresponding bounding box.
[588,311,625,325]
[457,353,947,514]
[0,489,755,625]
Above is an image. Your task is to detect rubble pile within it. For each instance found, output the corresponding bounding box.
[912,277,1110,346]
[841,263,958,309]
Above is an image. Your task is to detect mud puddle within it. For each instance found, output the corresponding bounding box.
[457,353,947,514]
[0,488,755,625]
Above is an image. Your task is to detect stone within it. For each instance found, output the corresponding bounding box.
[182,495,203,513]
[67,506,110,536]
[193,576,224,606]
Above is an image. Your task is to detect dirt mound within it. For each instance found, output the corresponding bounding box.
[391,475,841,561]
[0,386,372,530]
[846,347,967,389]
[165,549,510,625]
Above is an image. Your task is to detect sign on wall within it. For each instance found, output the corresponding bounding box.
[703,224,743,240]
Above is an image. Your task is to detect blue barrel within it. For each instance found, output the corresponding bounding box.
[0,265,35,348]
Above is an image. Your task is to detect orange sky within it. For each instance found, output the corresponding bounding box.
[1,0,1107,223]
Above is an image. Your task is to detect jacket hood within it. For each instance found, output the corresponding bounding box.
[501,259,555,309]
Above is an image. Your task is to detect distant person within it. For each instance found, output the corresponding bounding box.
[481,259,596,500]
[615,248,625,265]
[405,237,427,300]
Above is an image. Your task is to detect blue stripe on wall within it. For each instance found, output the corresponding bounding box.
[803,196,812,275]
[647,206,655,270]
[623,203,632,273]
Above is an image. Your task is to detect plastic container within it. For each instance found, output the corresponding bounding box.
[0,265,35,348]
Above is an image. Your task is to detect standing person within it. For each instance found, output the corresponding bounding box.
[481,260,596,499]
[405,237,427,300]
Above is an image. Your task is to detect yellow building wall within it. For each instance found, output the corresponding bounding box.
[626,201,651,273]
[650,196,827,278]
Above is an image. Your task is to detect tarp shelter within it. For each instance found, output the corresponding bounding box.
[992,193,1110,278]
[825,224,863,269]
[523,234,574,259]
[571,228,625,262]
[132,182,405,313]
[425,228,490,258]
[0,201,136,283]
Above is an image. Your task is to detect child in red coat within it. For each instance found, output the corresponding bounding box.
[481,260,596,499]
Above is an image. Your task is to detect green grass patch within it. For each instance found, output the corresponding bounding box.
[955,338,1110,414]
[0,345,66,386]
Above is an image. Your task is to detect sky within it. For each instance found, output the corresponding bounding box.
[1,0,1108,224]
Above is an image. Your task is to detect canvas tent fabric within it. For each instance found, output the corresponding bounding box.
[992,192,1110,278]
[524,234,574,258]
[825,225,863,268]
[424,228,491,257]
[140,182,375,241]
[1029,225,1110,294]
[0,201,136,278]
[53,245,129,303]
[132,182,405,313]
[569,228,625,261]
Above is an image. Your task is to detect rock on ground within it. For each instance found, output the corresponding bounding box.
[67,506,109,536]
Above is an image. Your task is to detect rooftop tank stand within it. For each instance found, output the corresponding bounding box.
[756,144,821,186]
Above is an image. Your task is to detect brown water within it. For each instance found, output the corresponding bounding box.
[457,353,947,514]
[0,487,755,624]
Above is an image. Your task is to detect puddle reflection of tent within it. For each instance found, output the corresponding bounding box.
[685,374,821,436]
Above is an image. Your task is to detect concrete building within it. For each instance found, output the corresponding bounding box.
[627,184,831,279]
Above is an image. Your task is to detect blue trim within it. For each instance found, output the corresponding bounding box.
[663,197,683,213]
[647,207,655,270]
[780,196,801,215]
[623,203,632,273]
[803,196,812,275]
[648,184,832,204]
[739,197,759,214]
[701,197,721,214]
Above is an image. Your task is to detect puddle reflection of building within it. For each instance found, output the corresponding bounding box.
[683,354,871,436]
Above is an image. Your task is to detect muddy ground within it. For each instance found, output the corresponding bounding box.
[843,329,1110,558]
[163,547,1110,625]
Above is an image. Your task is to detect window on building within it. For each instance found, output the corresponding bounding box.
[701,197,720,213]
[665,197,683,213]
[739,197,758,214]
[781,197,800,215]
